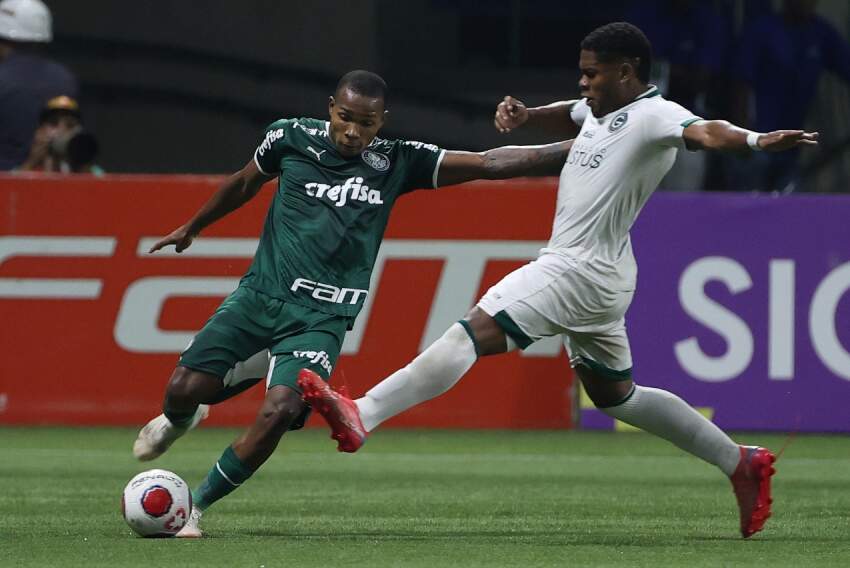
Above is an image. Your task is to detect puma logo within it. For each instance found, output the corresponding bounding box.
[307,146,326,161]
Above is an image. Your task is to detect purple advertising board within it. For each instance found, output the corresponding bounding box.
[580,193,850,432]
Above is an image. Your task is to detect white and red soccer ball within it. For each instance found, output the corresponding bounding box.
[121,469,191,537]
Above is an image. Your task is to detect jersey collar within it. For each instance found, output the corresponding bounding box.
[593,85,661,122]
[634,85,660,101]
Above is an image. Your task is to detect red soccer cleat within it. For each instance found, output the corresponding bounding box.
[730,445,776,538]
[297,369,367,453]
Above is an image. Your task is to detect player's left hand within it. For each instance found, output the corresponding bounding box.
[758,130,819,152]
[148,225,197,253]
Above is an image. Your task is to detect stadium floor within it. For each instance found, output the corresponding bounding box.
[1,427,848,567]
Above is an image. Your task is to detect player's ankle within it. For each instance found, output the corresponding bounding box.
[354,396,379,432]
[163,406,198,428]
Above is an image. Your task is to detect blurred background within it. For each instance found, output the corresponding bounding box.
[3,0,849,192]
[2,6,849,557]
[1,1,849,432]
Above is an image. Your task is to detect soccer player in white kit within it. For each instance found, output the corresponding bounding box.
[300,23,819,538]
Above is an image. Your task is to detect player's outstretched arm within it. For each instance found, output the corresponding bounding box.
[149,159,274,253]
[437,140,573,187]
[683,120,819,153]
[494,96,582,138]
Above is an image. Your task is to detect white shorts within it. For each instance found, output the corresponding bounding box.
[477,253,634,377]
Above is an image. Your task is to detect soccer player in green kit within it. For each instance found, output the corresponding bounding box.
[132,70,573,537]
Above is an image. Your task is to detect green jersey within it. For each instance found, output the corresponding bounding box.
[242,117,445,319]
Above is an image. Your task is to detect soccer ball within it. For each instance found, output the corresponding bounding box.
[121,469,191,537]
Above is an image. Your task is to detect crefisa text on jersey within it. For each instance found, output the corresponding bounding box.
[257,128,285,157]
[292,350,334,375]
[304,176,384,207]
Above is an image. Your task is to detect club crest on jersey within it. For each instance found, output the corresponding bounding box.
[608,112,628,132]
[362,150,390,171]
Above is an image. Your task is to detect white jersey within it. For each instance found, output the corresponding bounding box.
[543,86,701,292]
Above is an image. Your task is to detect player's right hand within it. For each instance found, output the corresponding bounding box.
[494,96,528,133]
[757,130,819,152]
[149,225,197,253]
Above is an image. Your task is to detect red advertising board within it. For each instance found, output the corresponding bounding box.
[0,174,573,428]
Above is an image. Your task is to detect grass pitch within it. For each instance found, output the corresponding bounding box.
[1,427,848,567]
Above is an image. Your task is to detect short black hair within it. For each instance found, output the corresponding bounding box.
[335,70,388,105]
[580,22,652,83]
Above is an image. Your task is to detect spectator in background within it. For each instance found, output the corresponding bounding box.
[627,0,731,115]
[0,0,77,170]
[731,0,850,191]
[626,0,733,190]
[18,95,102,175]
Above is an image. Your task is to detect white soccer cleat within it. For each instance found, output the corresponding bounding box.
[132,405,210,461]
[176,506,203,538]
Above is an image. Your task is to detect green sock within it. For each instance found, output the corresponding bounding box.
[163,406,197,428]
[192,446,255,511]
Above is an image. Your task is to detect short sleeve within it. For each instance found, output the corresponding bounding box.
[397,140,445,191]
[642,101,702,149]
[253,119,291,175]
[570,99,590,126]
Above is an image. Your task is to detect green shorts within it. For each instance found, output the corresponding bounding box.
[180,285,350,393]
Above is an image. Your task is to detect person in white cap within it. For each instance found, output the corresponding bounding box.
[0,0,78,169]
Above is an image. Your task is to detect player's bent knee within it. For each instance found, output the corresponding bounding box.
[258,403,301,430]
[575,365,633,408]
[166,367,222,404]
[587,385,634,408]
[462,307,508,356]
[257,387,305,432]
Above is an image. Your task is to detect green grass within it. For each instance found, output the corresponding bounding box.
[1,428,849,567]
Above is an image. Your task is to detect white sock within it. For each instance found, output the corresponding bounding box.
[600,385,741,476]
[356,323,478,431]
